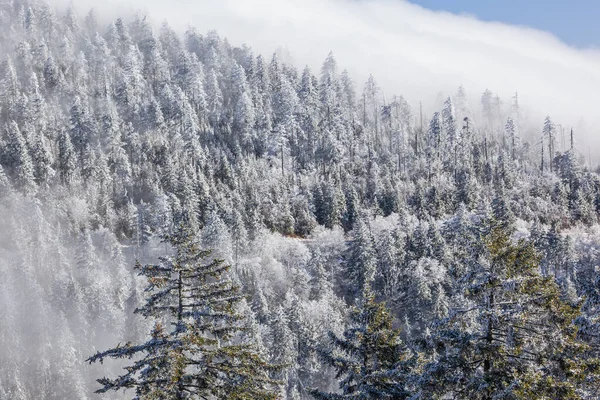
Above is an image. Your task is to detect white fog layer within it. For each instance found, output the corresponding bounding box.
[51,0,600,152]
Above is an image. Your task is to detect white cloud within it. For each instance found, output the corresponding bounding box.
[64,0,600,152]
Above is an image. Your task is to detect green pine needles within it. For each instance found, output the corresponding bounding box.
[311,287,415,399]
[417,222,600,400]
[87,224,281,399]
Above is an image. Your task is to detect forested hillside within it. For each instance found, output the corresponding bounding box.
[1,1,600,399]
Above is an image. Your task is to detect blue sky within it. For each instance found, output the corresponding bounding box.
[409,0,600,48]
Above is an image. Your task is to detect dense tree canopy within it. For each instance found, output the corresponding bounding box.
[0,1,599,399]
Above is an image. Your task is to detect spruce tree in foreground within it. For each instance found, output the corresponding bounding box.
[310,284,415,399]
[417,222,600,400]
[87,224,280,399]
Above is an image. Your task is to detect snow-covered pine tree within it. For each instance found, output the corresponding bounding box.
[310,284,415,400]
[3,120,36,194]
[87,223,281,399]
[542,116,557,173]
[343,214,376,303]
[417,221,600,400]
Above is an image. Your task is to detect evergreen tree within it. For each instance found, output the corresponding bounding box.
[375,228,405,299]
[542,116,557,173]
[442,96,459,174]
[344,215,376,303]
[505,117,519,161]
[29,129,53,186]
[310,287,414,400]
[418,223,600,400]
[87,224,281,399]
[3,121,36,194]
[426,112,442,179]
[270,304,298,396]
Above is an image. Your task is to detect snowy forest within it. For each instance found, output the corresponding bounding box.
[1,0,600,399]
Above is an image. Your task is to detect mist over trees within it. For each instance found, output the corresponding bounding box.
[1,0,600,398]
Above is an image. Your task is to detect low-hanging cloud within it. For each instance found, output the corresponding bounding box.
[61,0,600,151]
